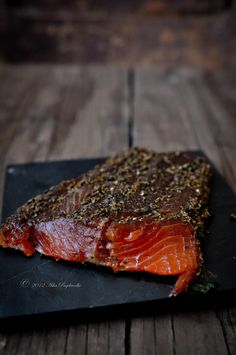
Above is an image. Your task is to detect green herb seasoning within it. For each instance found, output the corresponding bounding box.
[11,148,211,228]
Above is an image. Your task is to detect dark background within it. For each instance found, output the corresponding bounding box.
[0,0,235,70]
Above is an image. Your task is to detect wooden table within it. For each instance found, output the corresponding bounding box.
[0,64,235,355]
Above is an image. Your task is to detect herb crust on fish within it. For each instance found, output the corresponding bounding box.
[0,147,211,296]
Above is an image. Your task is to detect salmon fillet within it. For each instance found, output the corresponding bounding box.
[0,148,211,296]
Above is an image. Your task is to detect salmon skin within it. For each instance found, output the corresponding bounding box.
[0,148,211,296]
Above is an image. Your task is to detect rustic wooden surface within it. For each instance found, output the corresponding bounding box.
[0,64,236,355]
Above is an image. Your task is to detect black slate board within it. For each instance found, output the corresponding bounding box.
[0,153,236,322]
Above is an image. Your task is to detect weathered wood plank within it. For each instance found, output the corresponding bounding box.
[0,65,129,163]
[0,64,128,355]
[130,315,173,354]
[131,67,236,355]
[173,310,229,355]
[133,69,200,151]
[174,71,236,190]
[86,321,126,355]
[216,307,236,355]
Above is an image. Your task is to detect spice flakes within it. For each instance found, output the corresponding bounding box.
[8,147,212,229]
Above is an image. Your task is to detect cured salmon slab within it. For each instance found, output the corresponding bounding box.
[0,148,211,296]
[0,151,236,321]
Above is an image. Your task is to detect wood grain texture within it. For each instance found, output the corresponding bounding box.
[131,67,236,355]
[130,315,173,354]
[0,64,129,355]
